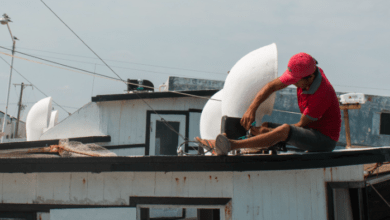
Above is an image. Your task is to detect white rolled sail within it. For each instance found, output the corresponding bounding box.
[199,90,223,140]
[26,97,52,141]
[222,43,278,123]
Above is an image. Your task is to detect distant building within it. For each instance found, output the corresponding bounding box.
[0,110,26,140]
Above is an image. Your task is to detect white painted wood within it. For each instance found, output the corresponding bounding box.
[149,114,186,156]
[36,173,55,203]
[37,212,50,220]
[40,102,104,140]
[233,172,254,220]
[53,173,71,204]
[99,98,207,147]
[170,172,190,197]
[189,112,201,146]
[69,173,88,204]
[86,173,105,204]
[259,171,273,220]
[154,172,173,197]
[296,170,312,220]
[131,172,156,196]
[286,171,298,220]
[2,173,36,204]
[50,207,136,220]
[0,165,366,220]
[103,172,128,205]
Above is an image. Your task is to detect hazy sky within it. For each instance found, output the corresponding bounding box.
[0,0,389,121]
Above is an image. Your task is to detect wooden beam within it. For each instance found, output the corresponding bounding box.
[339,104,361,110]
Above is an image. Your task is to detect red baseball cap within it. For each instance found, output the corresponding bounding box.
[279,52,317,85]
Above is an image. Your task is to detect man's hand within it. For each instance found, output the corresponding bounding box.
[292,114,315,128]
[240,78,288,131]
[241,109,256,130]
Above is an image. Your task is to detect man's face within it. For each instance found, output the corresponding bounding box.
[293,74,315,90]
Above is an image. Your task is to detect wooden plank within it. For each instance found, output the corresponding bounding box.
[339,104,361,110]
[69,173,88,204]
[2,173,36,204]
[232,172,254,220]
[36,173,55,203]
[86,173,105,204]
[188,172,207,198]
[132,172,156,196]
[344,109,352,148]
[154,172,173,197]
[53,173,71,204]
[252,172,263,220]
[286,171,298,220]
[310,169,321,220]
[260,171,273,220]
[170,172,190,197]
[317,169,328,220]
[296,170,312,220]
[103,172,128,205]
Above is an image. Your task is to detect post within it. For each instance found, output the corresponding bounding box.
[14,82,24,138]
[343,109,351,148]
[339,103,361,149]
[1,39,15,143]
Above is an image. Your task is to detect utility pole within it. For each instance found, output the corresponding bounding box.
[13,83,32,138]
[0,13,17,143]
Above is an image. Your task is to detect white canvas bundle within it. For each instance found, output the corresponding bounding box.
[26,97,52,141]
[222,43,278,123]
[199,89,223,140]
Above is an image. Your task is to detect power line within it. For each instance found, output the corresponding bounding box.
[0,55,71,115]
[40,0,196,149]
[4,49,207,78]
[0,45,226,75]
[0,49,221,101]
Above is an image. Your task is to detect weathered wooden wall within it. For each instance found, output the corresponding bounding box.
[0,165,363,220]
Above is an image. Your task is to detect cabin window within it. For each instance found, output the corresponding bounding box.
[155,120,180,155]
[0,212,36,220]
[131,197,231,220]
[380,113,390,135]
[327,182,367,220]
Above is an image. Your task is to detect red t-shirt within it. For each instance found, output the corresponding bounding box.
[282,68,341,141]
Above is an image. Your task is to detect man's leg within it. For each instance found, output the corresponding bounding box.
[214,124,290,155]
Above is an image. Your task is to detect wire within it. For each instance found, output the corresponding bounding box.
[0,55,71,115]
[0,49,221,101]
[40,0,197,150]
[0,47,222,81]
[0,45,226,75]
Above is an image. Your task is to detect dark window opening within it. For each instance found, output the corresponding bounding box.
[141,208,220,220]
[0,212,36,220]
[155,120,180,156]
[380,113,390,135]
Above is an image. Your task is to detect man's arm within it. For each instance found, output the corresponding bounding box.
[292,114,314,128]
[240,78,288,130]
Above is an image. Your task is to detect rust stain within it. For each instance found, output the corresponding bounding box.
[215,177,218,182]
[330,168,333,181]
[225,201,232,218]
[39,214,42,220]
[83,178,86,184]
[175,178,179,184]
[209,175,212,180]
[183,177,186,183]
[248,174,251,179]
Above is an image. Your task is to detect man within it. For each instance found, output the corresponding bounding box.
[204,52,341,155]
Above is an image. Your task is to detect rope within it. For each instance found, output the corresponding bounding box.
[367,182,390,208]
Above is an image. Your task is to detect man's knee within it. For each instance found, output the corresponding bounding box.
[276,124,290,141]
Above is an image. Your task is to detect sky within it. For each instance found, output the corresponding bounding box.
[0,0,389,121]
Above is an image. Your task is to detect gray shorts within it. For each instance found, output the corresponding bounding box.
[267,122,336,152]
